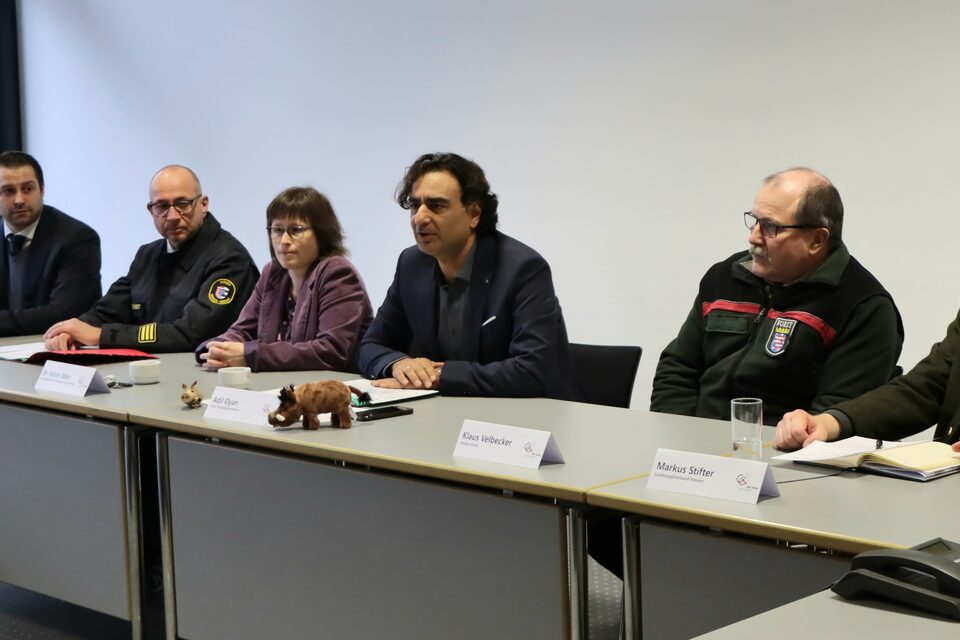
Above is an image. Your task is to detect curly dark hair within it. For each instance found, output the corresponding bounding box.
[395,152,499,234]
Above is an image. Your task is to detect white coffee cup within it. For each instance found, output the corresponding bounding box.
[218,366,252,389]
[129,359,161,385]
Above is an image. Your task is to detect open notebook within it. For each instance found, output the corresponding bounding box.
[773,436,960,481]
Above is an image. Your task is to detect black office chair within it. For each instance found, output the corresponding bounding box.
[568,343,642,409]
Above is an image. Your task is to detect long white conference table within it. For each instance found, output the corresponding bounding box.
[1,350,959,639]
[589,435,960,638]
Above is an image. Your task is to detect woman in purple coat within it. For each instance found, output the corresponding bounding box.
[197,187,372,372]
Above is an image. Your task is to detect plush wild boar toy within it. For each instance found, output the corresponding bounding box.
[267,381,371,429]
[180,381,203,409]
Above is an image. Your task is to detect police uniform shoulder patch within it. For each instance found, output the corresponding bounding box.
[765,317,797,357]
[208,278,236,305]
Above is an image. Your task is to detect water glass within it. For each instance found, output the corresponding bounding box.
[731,397,763,459]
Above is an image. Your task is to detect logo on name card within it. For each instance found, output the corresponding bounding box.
[736,474,747,486]
[523,442,534,454]
[765,317,796,357]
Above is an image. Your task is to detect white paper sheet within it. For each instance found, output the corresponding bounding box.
[0,341,46,361]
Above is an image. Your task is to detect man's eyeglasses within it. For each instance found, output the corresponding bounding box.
[744,212,820,238]
[267,225,312,240]
[147,195,202,218]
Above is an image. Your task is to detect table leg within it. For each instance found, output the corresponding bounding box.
[567,507,588,640]
[156,434,178,640]
[123,427,143,640]
[621,517,641,639]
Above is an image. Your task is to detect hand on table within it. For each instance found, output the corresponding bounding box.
[774,409,841,451]
[373,357,443,389]
[43,319,102,351]
[200,341,247,369]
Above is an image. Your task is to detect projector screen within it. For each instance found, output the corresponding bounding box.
[18,0,960,410]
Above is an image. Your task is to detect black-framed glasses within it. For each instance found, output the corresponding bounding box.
[744,212,819,238]
[147,195,201,218]
[266,225,312,240]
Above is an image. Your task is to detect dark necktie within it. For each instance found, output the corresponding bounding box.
[6,234,25,257]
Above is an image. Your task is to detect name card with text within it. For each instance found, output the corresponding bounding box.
[204,386,280,426]
[646,449,780,504]
[453,419,565,469]
[34,360,109,397]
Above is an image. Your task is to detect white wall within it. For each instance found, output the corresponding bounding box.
[17,1,960,409]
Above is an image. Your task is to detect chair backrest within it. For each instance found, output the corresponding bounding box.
[568,343,642,409]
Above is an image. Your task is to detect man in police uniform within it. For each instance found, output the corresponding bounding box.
[44,165,257,352]
[650,167,903,425]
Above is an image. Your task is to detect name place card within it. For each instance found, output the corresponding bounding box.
[646,448,780,504]
[204,386,280,427]
[34,360,109,397]
[453,419,564,469]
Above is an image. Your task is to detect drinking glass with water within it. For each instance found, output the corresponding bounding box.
[731,398,763,459]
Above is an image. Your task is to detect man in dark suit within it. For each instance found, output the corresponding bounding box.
[358,152,582,401]
[0,151,101,336]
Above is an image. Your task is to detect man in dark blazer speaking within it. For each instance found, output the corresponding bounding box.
[0,151,101,336]
[358,152,583,401]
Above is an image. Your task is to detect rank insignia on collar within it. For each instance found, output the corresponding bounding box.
[765,317,797,357]
[208,278,236,305]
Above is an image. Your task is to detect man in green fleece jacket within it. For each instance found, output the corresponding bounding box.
[651,167,903,426]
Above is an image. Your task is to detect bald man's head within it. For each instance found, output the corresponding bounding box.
[146,165,208,248]
[763,167,843,251]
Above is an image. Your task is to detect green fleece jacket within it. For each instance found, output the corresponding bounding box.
[651,244,903,425]
[830,309,960,444]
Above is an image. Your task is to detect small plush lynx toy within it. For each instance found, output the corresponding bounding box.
[180,381,203,409]
[267,381,372,429]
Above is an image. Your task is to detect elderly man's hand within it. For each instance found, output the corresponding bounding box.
[43,319,102,351]
[775,409,841,451]
[373,357,443,390]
